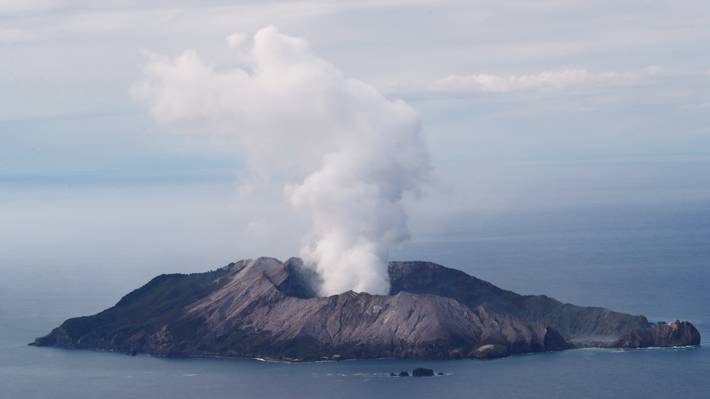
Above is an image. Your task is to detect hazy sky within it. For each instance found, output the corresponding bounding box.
[2,1,710,282]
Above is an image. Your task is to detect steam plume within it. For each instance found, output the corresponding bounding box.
[131,26,430,295]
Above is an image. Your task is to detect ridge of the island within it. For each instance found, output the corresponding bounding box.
[33,257,701,361]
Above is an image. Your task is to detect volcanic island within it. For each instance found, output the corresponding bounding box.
[33,258,701,361]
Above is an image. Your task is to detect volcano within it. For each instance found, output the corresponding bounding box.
[33,258,700,361]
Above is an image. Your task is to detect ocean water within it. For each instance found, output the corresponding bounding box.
[1,200,709,398]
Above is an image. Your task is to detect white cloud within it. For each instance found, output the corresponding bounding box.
[226,32,247,49]
[642,65,664,75]
[131,26,431,295]
[392,68,645,93]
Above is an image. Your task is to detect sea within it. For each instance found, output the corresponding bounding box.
[1,194,709,398]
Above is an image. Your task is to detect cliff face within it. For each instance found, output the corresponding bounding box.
[611,320,701,348]
[34,258,699,361]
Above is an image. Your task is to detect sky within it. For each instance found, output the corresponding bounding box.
[1,0,710,292]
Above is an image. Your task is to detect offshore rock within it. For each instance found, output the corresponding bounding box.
[33,257,699,361]
[412,367,434,377]
[611,320,701,348]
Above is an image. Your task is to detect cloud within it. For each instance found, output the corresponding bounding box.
[0,0,67,16]
[226,32,247,49]
[642,65,663,75]
[390,66,669,93]
[131,26,431,295]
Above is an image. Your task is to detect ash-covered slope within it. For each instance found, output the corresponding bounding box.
[388,261,657,347]
[184,258,571,359]
[33,258,699,360]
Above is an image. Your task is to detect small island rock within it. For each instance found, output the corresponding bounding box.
[412,368,435,377]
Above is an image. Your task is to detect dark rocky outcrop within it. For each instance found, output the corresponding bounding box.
[265,258,321,299]
[412,367,434,377]
[611,320,701,348]
[33,257,700,361]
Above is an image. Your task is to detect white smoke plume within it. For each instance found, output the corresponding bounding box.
[131,26,431,296]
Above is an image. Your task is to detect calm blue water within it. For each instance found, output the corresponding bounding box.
[2,200,709,398]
